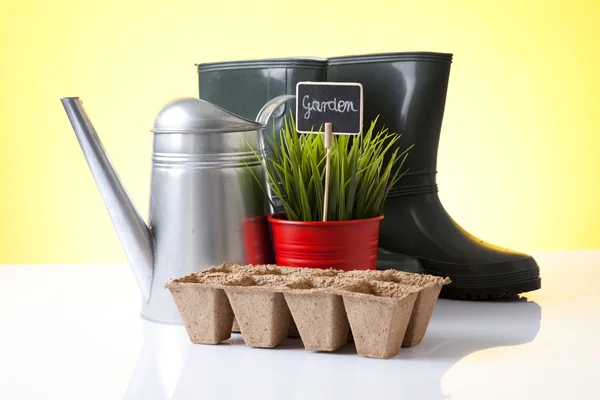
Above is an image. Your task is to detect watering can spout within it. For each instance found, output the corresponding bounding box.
[61,97,154,300]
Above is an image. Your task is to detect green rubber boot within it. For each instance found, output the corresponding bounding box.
[327,52,541,299]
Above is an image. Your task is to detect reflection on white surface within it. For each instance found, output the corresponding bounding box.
[124,299,541,400]
[1,252,599,400]
[124,322,189,400]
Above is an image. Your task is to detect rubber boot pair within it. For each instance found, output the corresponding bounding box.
[197,57,422,275]
[197,54,541,299]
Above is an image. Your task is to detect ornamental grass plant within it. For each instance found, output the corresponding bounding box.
[252,116,413,222]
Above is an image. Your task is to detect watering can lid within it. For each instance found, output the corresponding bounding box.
[152,97,263,133]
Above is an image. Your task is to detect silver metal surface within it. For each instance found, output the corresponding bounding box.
[152,97,261,133]
[62,96,291,324]
[145,127,267,323]
[61,98,155,301]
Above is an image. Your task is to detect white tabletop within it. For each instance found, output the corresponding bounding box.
[0,251,598,400]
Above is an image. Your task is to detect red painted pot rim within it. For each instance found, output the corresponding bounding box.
[267,214,383,226]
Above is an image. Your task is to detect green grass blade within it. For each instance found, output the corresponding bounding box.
[345,147,359,220]
[297,167,313,221]
[260,115,413,222]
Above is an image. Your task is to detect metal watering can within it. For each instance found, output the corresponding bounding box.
[62,95,294,324]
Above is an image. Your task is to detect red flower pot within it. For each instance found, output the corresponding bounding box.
[267,215,383,271]
[242,215,274,265]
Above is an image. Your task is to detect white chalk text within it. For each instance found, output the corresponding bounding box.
[302,95,358,120]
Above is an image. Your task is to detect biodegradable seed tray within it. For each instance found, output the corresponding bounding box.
[166,264,450,359]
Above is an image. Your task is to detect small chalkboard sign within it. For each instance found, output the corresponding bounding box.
[295,82,363,135]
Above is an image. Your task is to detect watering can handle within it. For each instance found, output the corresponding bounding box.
[256,95,297,126]
[255,95,296,216]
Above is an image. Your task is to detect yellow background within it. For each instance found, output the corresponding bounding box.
[1,0,598,263]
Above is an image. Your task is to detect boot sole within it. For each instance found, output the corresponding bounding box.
[420,256,541,300]
[439,277,541,300]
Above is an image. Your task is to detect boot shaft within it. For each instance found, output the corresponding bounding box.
[327,53,452,196]
[198,58,328,138]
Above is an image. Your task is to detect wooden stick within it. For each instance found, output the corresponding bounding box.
[323,123,333,222]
